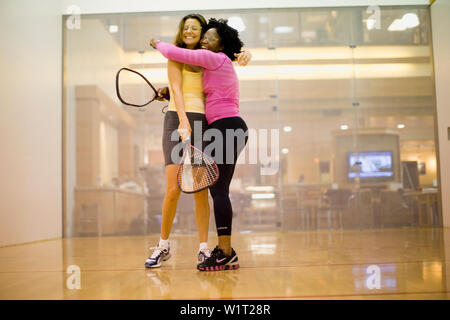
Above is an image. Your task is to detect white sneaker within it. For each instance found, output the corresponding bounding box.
[198,247,211,263]
[145,244,171,268]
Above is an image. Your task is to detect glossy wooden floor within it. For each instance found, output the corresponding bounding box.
[1,228,450,300]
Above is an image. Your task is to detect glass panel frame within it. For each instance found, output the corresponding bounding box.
[62,5,440,238]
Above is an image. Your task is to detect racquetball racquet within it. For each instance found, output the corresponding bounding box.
[177,138,219,194]
[115,67,169,108]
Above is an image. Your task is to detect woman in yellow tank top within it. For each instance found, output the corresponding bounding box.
[145,14,251,269]
[166,67,205,114]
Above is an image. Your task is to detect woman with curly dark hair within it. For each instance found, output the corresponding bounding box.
[145,14,251,270]
[150,18,249,271]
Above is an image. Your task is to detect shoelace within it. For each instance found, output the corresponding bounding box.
[211,246,221,256]
[199,248,211,258]
[203,246,222,262]
[149,246,167,260]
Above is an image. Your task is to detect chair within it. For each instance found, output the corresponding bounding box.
[416,192,440,227]
[280,186,302,230]
[347,189,374,229]
[319,189,353,229]
[378,190,415,228]
[296,186,322,230]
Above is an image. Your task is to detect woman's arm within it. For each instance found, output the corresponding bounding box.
[168,60,191,141]
[152,40,225,70]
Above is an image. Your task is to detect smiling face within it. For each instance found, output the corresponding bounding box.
[182,18,202,49]
[200,28,223,52]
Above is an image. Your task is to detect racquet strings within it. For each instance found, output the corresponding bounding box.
[177,141,218,193]
[116,68,156,107]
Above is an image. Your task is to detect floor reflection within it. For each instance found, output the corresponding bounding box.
[0,228,448,299]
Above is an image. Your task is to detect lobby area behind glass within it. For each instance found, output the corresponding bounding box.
[63,5,440,238]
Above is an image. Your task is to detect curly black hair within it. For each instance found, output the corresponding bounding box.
[206,18,243,61]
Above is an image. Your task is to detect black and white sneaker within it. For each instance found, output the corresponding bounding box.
[197,246,239,271]
[145,244,171,268]
[198,248,211,263]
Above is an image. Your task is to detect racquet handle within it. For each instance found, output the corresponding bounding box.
[178,129,191,142]
[161,91,170,100]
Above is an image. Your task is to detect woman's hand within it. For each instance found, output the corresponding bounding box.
[178,118,191,142]
[156,87,169,101]
[149,38,160,49]
[234,49,252,66]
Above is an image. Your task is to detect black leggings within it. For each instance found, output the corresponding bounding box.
[208,117,248,236]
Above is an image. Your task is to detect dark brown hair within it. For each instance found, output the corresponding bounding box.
[173,14,207,49]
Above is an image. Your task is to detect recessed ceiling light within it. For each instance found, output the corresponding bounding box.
[397,124,405,129]
[340,124,349,130]
[109,25,119,33]
[274,26,294,34]
[388,13,419,31]
[283,126,292,132]
[402,13,420,28]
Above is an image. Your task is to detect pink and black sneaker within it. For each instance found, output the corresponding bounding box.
[197,246,240,271]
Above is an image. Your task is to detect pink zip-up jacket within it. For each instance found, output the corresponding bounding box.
[156,41,240,125]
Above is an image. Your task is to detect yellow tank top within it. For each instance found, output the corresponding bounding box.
[167,68,205,114]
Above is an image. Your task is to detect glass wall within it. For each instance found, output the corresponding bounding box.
[63,5,440,238]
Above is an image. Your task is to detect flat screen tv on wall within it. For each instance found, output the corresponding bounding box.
[347,151,394,180]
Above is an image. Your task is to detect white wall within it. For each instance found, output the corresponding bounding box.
[0,0,62,246]
[431,0,450,227]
